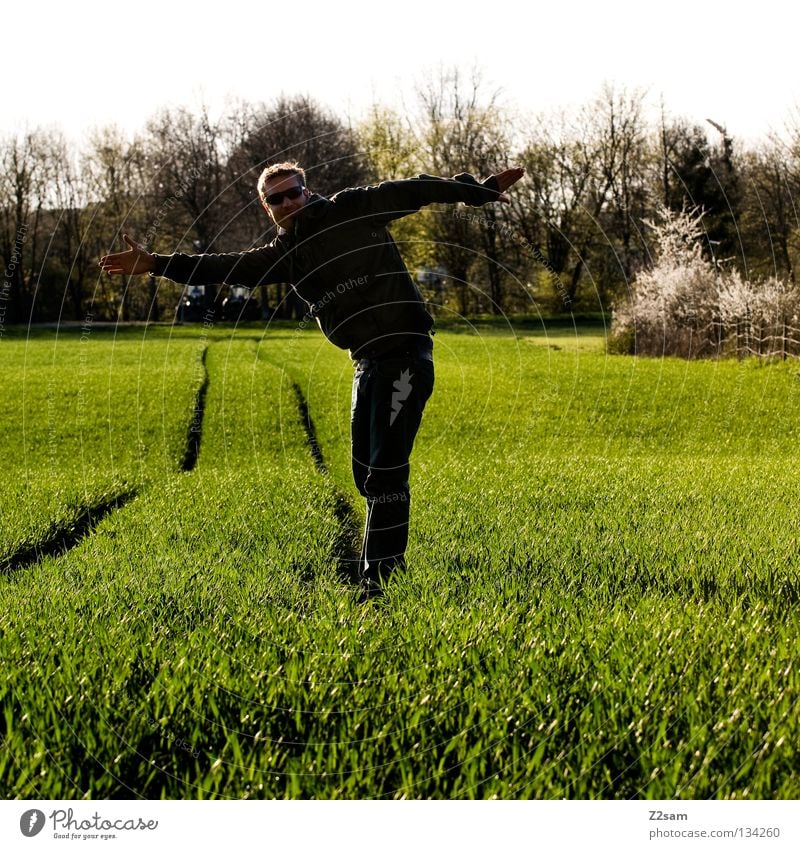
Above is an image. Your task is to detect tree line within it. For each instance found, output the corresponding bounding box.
[2,69,799,325]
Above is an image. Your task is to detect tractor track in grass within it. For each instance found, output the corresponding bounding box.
[182,346,209,472]
[292,382,326,473]
[4,348,211,574]
[1,489,139,573]
[291,381,362,584]
[4,349,360,579]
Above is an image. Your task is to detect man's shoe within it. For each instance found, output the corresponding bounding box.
[357,576,385,603]
[357,555,405,602]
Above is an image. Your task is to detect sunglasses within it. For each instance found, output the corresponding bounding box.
[264,186,305,206]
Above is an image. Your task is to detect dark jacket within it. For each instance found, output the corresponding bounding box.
[151,172,501,358]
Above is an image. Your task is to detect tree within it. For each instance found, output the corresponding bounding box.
[658,114,742,268]
[354,103,438,304]
[142,105,237,319]
[513,85,650,311]
[144,105,230,253]
[46,132,104,321]
[575,84,650,306]
[514,113,596,310]
[413,65,515,315]
[82,126,148,320]
[737,139,797,283]
[611,204,720,356]
[0,129,53,323]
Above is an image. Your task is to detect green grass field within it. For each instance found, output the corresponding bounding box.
[1,318,798,799]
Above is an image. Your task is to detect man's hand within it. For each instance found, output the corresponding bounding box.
[491,167,525,203]
[99,234,155,276]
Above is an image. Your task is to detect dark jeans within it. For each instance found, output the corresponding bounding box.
[351,348,434,584]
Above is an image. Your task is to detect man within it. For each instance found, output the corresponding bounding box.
[100,162,524,597]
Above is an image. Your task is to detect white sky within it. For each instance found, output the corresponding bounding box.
[7,0,799,148]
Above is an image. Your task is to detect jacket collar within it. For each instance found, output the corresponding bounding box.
[279,192,327,239]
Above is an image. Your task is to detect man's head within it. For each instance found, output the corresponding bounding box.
[258,162,310,230]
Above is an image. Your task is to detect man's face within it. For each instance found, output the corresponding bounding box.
[261,174,310,230]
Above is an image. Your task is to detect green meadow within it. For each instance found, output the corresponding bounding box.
[1,318,798,799]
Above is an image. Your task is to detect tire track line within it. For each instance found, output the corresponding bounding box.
[3,346,211,574]
[1,490,138,573]
[291,381,362,584]
[182,346,209,472]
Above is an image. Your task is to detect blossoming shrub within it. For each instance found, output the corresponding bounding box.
[610,206,800,358]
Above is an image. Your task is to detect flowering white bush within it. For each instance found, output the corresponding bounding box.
[611,205,800,358]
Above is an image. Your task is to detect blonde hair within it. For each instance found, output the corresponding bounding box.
[257,161,306,204]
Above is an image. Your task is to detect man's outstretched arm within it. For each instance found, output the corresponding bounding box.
[99,234,287,287]
[328,167,525,224]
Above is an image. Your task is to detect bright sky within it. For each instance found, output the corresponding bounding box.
[7,0,798,148]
